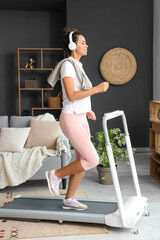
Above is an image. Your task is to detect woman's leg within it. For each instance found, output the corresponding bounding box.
[55,114,94,199]
[46,157,85,197]
[63,121,90,199]
[65,171,85,199]
[64,149,84,199]
[55,112,94,179]
[47,112,99,199]
[58,112,99,173]
[55,159,84,178]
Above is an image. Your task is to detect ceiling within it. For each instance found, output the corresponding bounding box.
[0,0,66,11]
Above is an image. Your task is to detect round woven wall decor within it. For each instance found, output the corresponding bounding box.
[99,48,137,85]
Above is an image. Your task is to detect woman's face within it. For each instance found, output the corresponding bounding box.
[75,35,88,56]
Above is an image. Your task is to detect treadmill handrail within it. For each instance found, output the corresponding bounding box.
[104,110,124,120]
[102,110,142,227]
[103,116,127,227]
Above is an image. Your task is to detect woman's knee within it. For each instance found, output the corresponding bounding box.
[90,155,99,169]
[80,155,99,171]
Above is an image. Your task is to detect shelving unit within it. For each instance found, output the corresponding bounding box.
[149,101,160,183]
[18,48,64,116]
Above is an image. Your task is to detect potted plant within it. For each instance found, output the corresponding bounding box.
[92,128,136,185]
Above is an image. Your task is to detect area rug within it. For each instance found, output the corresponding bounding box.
[0,189,108,239]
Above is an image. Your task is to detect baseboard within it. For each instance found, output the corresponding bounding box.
[134,147,151,153]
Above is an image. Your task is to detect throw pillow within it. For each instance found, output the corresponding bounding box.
[0,127,31,152]
[10,116,35,128]
[0,116,9,128]
[25,119,60,150]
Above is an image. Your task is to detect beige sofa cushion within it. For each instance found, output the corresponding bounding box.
[0,127,31,152]
[25,119,60,150]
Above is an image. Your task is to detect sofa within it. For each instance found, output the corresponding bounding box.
[0,115,70,189]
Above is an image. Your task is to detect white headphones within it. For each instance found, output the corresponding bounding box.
[68,31,76,51]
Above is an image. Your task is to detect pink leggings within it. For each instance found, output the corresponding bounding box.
[59,112,99,171]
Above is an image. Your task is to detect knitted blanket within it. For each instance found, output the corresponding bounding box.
[0,113,71,189]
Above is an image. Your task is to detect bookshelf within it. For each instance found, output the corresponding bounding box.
[149,101,160,183]
[18,48,64,116]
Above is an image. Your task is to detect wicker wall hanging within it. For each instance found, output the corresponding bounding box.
[99,47,137,85]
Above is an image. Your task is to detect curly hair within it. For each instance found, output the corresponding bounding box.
[61,26,82,56]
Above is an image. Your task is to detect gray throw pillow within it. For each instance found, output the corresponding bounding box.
[10,116,35,128]
[0,116,9,128]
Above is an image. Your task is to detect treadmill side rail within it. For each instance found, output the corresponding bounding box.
[0,208,106,224]
[103,110,148,229]
[106,144,127,227]
[125,135,141,197]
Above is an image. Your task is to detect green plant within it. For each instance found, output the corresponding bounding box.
[30,76,36,80]
[92,128,136,168]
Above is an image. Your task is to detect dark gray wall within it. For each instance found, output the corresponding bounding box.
[153,0,160,100]
[67,0,153,147]
[0,9,65,116]
[0,0,153,148]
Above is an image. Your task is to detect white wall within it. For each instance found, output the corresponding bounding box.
[153,0,160,100]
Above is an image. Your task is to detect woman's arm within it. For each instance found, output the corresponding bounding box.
[62,77,109,101]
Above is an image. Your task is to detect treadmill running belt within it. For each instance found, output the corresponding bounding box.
[0,196,118,224]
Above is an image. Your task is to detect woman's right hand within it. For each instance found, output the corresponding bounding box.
[95,82,109,93]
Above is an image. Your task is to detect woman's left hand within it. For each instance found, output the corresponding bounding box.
[86,111,96,120]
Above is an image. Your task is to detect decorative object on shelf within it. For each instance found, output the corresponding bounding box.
[21,109,30,116]
[99,47,137,85]
[30,76,36,80]
[25,76,38,88]
[157,108,160,120]
[45,92,61,108]
[25,58,35,69]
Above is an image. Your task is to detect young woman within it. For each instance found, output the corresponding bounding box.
[46,27,109,211]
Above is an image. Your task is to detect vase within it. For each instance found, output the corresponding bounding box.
[97,165,113,185]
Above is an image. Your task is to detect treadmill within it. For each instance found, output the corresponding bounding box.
[0,111,149,233]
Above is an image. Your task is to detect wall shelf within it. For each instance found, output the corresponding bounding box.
[20,68,54,71]
[20,88,53,90]
[18,48,64,116]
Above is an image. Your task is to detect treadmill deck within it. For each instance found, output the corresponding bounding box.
[0,195,118,224]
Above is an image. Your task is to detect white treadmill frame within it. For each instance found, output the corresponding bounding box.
[0,110,149,233]
[103,110,148,228]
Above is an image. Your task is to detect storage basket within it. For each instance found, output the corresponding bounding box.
[25,80,38,88]
[45,92,61,108]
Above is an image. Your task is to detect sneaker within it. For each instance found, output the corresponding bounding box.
[62,197,88,211]
[46,170,61,197]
